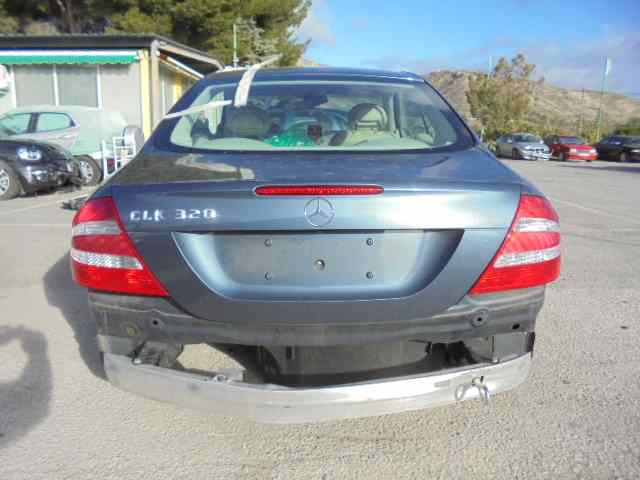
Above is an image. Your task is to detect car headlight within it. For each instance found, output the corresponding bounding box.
[569,148,577,154]
[631,149,640,153]
[523,145,532,150]
[17,146,43,161]
[590,148,597,154]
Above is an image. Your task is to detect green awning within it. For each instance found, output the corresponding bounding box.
[0,50,139,65]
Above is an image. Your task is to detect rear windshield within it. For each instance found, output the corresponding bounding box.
[164,80,473,152]
[559,136,585,145]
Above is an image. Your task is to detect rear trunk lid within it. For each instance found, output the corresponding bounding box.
[107,147,524,323]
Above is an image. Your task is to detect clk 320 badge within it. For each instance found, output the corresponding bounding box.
[129,209,217,222]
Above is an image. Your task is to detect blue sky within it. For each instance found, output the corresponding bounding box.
[297,0,640,96]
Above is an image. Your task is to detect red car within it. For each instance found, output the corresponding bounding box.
[545,135,598,161]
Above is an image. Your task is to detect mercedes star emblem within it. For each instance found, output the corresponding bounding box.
[304,198,334,227]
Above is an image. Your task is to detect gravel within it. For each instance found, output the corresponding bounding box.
[1,161,639,479]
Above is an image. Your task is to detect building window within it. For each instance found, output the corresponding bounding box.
[14,66,55,106]
[57,65,98,107]
[13,64,99,108]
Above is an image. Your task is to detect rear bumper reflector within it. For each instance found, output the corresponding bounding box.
[103,352,531,423]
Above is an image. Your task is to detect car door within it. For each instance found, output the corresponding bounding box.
[547,136,560,158]
[29,112,80,151]
[496,135,509,156]
[595,137,611,160]
[608,136,625,160]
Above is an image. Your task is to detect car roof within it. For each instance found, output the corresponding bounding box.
[4,105,103,115]
[205,67,426,84]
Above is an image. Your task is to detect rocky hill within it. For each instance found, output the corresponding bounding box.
[426,70,640,131]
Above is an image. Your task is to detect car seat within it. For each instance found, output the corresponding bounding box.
[223,106,272,140]
[330,103,389,146]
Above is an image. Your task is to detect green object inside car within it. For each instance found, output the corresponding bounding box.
[266,125,316,147]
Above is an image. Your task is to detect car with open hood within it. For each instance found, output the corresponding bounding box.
[495,133,551,160]
[0,136,78,200]
[0,105,141,186]
[70,66,561,423]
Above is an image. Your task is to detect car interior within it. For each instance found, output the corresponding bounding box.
[169,82,458,151]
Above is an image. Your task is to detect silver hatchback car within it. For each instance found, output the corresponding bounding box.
[496,133,551,160]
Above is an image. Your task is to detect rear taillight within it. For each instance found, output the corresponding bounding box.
[470,195,560,295]
[70,197,168,297]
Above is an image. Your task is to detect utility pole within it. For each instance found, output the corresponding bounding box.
[233,23,239,68]
[577,87,584,134]
[595,57,611,140]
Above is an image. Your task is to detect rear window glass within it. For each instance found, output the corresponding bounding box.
[36,113,74,132]
[165,80,472,152]
[0,113,30,136]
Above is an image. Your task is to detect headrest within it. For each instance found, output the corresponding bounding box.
[348,103,388,131]
[223,105,271,139]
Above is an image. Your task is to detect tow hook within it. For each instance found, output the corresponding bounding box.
[455,376,492,404]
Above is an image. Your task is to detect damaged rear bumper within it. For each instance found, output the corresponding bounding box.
[90,287,545,347]
[104,352,531,423]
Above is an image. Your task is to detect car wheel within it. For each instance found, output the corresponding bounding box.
[76,156,102,186]
[0,162,22,200]
[559,152,567,162]
[620,152,628,163]
[512,148,520,160]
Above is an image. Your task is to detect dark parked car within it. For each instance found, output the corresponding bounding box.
[594,135,640,162]
[70,67,561,423]
[0,138,79,200]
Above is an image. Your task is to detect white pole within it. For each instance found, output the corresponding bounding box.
[9,65,17,108]
[96,64,103,109]
[52,65,60,105]
[233,23,238,68]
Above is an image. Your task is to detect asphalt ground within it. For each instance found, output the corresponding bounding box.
[1,160,639,479]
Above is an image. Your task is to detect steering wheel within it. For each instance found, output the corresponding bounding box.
[286,110,336,134]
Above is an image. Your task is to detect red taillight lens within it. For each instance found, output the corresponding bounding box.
[255,185,384,196]
[70,197,168,297]
[470,195,561,295]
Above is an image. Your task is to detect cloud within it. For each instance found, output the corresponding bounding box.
[297,0,336,47]
[522,33,640,95]
[366,32,640,96]
[364,37,518,73]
